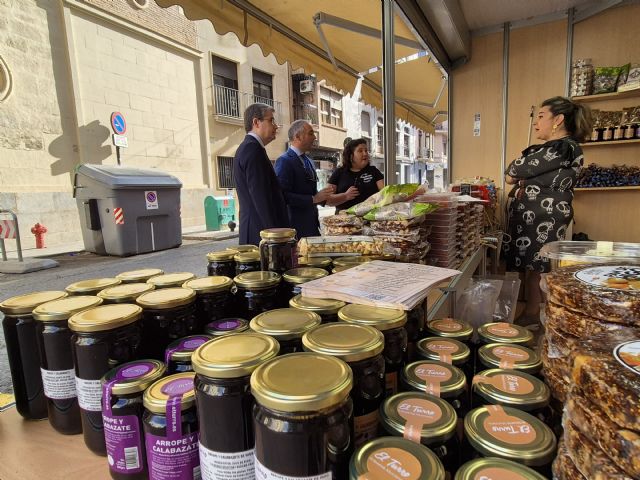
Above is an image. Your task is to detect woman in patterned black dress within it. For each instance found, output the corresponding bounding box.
[504,96,593,324]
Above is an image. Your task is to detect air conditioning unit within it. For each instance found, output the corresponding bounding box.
[299,80,314,93]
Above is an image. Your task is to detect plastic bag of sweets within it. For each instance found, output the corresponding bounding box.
[321,214,364,235]
[362,202,438,221]
[347,183,426,217]
[593,66,622,94]
[545,301,640,340]
[552,441,587,480]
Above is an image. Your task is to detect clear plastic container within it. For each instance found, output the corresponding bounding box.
[540,240,640,270]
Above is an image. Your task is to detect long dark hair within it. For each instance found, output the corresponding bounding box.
[541,96,593,142]
[340,138,368,171]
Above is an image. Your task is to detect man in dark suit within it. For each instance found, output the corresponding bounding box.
[233,103,289,246]
[275,120,335,237]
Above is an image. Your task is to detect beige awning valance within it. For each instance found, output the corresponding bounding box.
[156,0,447,132]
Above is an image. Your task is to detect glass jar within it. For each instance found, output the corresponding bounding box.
[476,322,533,347]
[426,318,473,343]
[142,373,199,479]
[281,267,328,305]
[405,303,425,362]
[0,290,68,419]
[146,272,196,289]
[250,308,321,354]
[192,332,279,480]
[207,251,237,278]
[66,278,122,296]
[233,271,281,319]
[234,251,261,275]
[33,295,103,434]
[259,228,298,274]
[289,294,345,324]
[204,318,249,336]
[472,369,552,425]
[476,343,542,376]
[455,458,547,480]
[69,304,144,455]
[332,265,356,274]
[302,323,385,447]
[115,268,164,284]
[463,405,556,477]
[136,287,198,360]
[297,256,332,273]
[379,392,459,477]
[339,304,408,396]
[350,436,445,480]
[164,335,212,373]
[417,337,473,385]
[252,353,354,480]
[101,360,166,480]
[98,283,155,304]
[183,276,234,331]
[230,245,258,253]
[332,256,380,267]
[401,360,469,422]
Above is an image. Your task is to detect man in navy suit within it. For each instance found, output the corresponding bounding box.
[275,120,335,237]
[233,103,289,246]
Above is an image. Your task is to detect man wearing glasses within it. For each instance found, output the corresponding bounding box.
[275,120,335,237]
[233,103,290,246]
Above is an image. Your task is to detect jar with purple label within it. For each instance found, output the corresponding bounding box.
[142,373,199,480]
[164,335,212,374]
[204,318,249,337]
[182,277,234,331]
[102,360,166,480]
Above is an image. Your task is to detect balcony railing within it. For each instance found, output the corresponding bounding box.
[213,85,282,120]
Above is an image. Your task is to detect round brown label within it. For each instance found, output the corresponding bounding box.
[487,323,519,338]
[474,373,534,395]
[492,346,530,363]
[432,318,463,332]
[365,447,422,480]
[483,406,537,445]
[426,340,460,354]
[614,340,640,376]
[397,398,443,425]
[413,363,452,397]
[473,467,528,480]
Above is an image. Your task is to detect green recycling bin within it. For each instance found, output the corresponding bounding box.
[204,195,236,231]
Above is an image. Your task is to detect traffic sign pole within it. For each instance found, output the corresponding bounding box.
[116,146,121,165]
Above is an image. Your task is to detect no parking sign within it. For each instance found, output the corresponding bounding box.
[145,190,158,210]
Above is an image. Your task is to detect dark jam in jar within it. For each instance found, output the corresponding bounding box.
[233,271,281,319]
[115,268,164,284]
[281,267,328,306]
[339,304,408,396]
[289,294,345,324]
[33,295,104,434]
[349,436,445,480]
[207,251,237,278]
[183,276,234,331]
[164,335,212,373]
[234,251,261,275]
[250,308,321,354]
[1,290,68,420]
[146,272,196,290]
[259,228,298,274]
[101,360,166,480]
[142,373,199,479]
[302,323,385,448]
[455,458,547,480]
[252,353,354,480]
[477,343,542,377]
[379,392,459,477]
[192,332,279,479]
[297,256,332,273]
[69,304,143,455]
[205,318,249,336]
[66,278,122,296]
[97,283,155,304]
[416,337,473,385]
[405,303,425,362]
[136,287,198,360]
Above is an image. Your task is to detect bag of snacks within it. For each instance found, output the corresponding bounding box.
[362,202,438,221]
[297,235,381,257]
[346,184,426,216]
[321,214,364,235]
[593,66,622,94]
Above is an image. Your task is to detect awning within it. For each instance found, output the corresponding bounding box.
[156,0,447,133]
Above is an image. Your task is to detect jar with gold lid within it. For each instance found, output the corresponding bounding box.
[252,353,354,480]
[332,255,381,267]
[69,304,143,455]
[192,333,279,479]
[0,290,68,419]
[115,268,164,284]
[417,337,473,384]
[289,294,345,323]
[233,271,281,319]
[297,256,332,273]
[281,267,328,305]
[349,436,445,480]
[146,272,196,289]
[230,244,258,253]
[463,405,557,476]
[379,392,460,476]
[477,343,542,376]
[142,373,199,479]
[207,250,237,278]
[183,276,234,331]
[136,287,198,360]
[204,317,249,336]
[477,322,533,347]
[101,359,166,480]
[332,264,357,274]
[66,278,122,296]
[303,323,385,447]
[259,228,298,274]
[98,283,154,304]
[339,304,408,396]
[234,251,261,275]
[164,334,212,373]
[426,318,474,343]
[33,295,103,434]
[250,307,321,354]
[455,458,547,480]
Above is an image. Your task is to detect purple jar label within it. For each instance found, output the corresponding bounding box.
[161,377,194,397]
[145,431,200,480]
[164,336,210,365]
[104,414,144,474]
[103,361,158,415]
[161,377,194,440]
[209,319,242,331]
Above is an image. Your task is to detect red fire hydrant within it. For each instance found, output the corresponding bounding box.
[31,223,47,249]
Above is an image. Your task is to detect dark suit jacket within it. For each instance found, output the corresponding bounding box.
[275,148,320,238]
[233,135,289,245]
